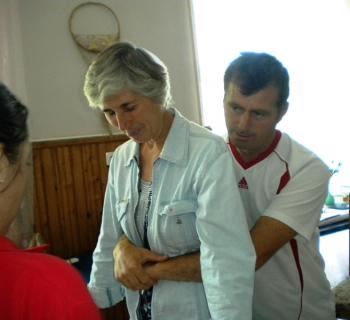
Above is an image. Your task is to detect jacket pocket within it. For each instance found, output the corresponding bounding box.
[159,200,197,216]
[158,200,200,254]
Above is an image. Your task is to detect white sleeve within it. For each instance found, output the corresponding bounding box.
[196,148,256,320]
[264,158,331,240]
[88,164,125,308]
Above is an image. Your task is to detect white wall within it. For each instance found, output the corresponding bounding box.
[0,0,27,101]
[18,0,201,141]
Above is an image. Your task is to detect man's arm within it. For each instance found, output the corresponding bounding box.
[250,154,331,270]
[114,218,298,289]
[250,216,297,270]
[146,216,297,276]
[145,216,297,278]
[145,251,201,282]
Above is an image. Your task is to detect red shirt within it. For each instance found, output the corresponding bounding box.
[0,236,101,320]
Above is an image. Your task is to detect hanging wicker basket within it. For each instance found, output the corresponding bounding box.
[69,2,120,53]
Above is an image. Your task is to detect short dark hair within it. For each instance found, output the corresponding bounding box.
[0,83,28,163]
[224,52,289,109]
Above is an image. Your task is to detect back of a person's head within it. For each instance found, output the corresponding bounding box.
[0,83,28,163]
[84,41,172,109]
[224,52,289,108]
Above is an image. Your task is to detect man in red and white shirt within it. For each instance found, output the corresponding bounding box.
[223,52,335,319]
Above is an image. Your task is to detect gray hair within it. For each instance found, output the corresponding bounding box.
[84,42,172,109]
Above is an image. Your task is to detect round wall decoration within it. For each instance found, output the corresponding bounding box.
[69,2,120,53]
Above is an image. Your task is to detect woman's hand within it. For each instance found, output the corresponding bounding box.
[113,236,168,291]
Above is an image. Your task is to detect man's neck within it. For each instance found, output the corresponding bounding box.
[230,130,280,163]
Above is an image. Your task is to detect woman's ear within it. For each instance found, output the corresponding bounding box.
[0,144,10,183]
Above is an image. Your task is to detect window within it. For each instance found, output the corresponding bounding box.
[191,0,350,169]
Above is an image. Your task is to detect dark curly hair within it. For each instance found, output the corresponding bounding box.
[0,82,28,163]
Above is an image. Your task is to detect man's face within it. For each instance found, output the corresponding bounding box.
[224,82,287,161]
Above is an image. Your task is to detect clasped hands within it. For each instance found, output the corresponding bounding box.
[113,236,168,291]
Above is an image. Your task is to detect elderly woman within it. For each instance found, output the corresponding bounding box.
[0,83,101,319]
[84,42,255,320]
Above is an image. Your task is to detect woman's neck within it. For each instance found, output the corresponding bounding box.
[146,109,174,152]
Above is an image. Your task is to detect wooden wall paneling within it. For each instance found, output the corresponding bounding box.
[81,143,103,251]
[71,145,91,256]
[52,147,71,257]
[98,143,110,192]
[33,148,50,247]
[33,135,128,259]
[56,146,79,258]
[40,148,66,256]
[89,142,103,235]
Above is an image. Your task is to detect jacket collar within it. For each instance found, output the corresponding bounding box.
[125,108,189,167]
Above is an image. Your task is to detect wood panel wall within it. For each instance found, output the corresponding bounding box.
[32,134,128,259]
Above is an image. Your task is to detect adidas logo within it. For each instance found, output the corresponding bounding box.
[238,177,248,189]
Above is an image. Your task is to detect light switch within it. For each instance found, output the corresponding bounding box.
[106,152,114,166]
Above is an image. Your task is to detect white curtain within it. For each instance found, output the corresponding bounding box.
[0,0,34,248]
[192,0,350,168]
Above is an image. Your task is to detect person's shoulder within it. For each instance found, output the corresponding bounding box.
[186,119,227,146]
[109,137,136,166]
[18,251,87,284]
[25,253,100,312]
[282,133,325,162]
[2,250,100,319]
[189,124,229,158]
[112,137,134,154]
[172,109,228,155]
[4,251,89,295]
[280,133,330,176]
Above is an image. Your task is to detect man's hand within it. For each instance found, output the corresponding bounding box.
[113,236,168,291]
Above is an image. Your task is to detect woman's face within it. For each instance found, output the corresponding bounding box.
[0,142,30,193]
[0,141,31,234]
[102,91,164,143]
